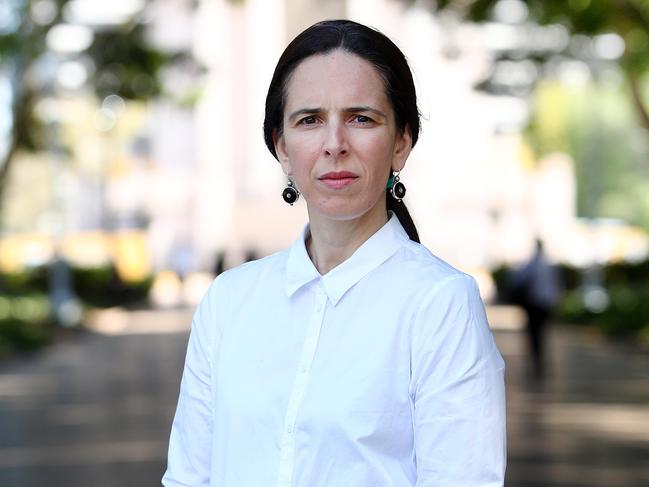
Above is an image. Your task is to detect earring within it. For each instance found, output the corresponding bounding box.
[388,171,406,201]
[282,178,300,205]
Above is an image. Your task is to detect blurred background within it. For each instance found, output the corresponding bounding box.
[0,0,648,486]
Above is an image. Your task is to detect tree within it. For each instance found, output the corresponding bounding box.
[423,0,649,130]
[406,0,649,225]
[0,0,167,225]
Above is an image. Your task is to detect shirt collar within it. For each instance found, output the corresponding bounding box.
[285,213,410,306]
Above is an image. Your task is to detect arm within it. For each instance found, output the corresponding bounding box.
[410,275,506,487]
[162,277,225,486]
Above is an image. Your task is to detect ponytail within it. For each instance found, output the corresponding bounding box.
[386,193,420,243]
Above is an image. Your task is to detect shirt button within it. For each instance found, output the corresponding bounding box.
[287,425,293,434]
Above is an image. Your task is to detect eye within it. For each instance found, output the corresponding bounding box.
[352,114,372,124]
[298,115,318,125]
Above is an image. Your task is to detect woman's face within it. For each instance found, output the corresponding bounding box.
[273,49,411,223]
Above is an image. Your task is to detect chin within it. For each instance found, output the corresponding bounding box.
[308,199,382,223]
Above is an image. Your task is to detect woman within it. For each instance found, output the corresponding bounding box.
[163,20,506,487]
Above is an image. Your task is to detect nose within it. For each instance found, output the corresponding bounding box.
[323,122,348,158]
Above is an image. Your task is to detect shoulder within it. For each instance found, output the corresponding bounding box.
[201,248,290,311]
[381,241,489,340]
[193,249,289,329]
[400,245,500,364]
[389,240,478,297]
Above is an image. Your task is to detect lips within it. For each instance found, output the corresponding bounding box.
[318,171,359,189]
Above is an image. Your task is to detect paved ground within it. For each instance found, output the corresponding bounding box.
[0,308,647,487]
[498,326,649,487]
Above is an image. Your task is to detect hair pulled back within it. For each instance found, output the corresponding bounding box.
[263,19,421,242]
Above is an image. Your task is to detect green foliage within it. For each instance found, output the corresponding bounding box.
[0,0,170,212]
[425,0,649,127]
[0,293,53,356]
[0,263,153,356]
[526,79,649,227]
[492,262,581,303]
[71,265,153,309]
[557,288,597,323]
[0,264,153,308]
[604,258,649,284]
[558,280,649,337]
[435,0,649,38]
[494,259,649,338]
[490,265,510,299]
[0,266,48,294]
[86,24,167,100]
[598,282,649,335]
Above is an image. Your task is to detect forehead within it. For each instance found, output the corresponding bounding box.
[284,50,390,109]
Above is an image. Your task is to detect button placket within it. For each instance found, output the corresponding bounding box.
[275,292,328,487]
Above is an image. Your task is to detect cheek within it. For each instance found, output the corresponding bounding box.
[284,136,320,174]
[362,137,396,173]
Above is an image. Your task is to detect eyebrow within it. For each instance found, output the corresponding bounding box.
[288,108,321,121]
[287,105,388,121]
[346,106,387,118]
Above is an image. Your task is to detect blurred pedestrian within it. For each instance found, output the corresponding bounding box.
[212,250,226,276]
[163,19,506,487]
[509,239,562,376]
[171,238,194,281]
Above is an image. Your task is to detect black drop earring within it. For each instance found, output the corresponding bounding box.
[282,178,300,205]
[389,171,406,202]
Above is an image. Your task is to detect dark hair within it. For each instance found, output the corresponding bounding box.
[263,19,421,242]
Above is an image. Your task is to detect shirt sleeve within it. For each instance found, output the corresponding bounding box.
[162,276,226,486]
[410,274,506,487]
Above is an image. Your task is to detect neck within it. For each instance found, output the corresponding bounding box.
[306,203,389,275]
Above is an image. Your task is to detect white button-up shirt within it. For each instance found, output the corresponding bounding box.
[163,215,506,487]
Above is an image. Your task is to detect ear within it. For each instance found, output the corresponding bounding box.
[272,129,292,175]
[392,125,412,172]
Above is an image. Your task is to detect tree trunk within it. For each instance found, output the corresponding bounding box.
[0,115,19,232]
[0,65,34,232]
[627,70,649,133]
